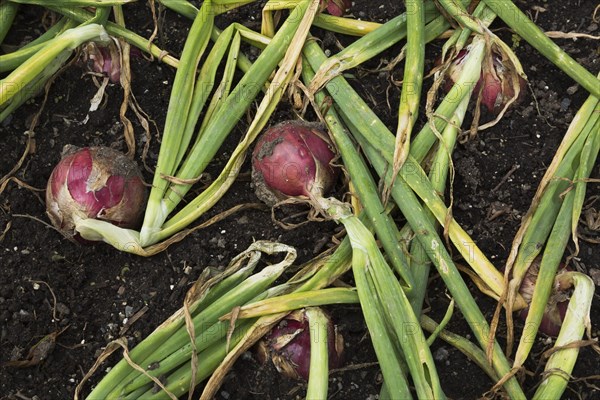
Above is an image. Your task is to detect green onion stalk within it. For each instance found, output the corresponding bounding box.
[440,1,496,61]
[0,23,108,122]
[222,288,359,319]
[47,5,179,67]
[0,1,19,45]
[164,0,381,37]
[389,0,425,188]
[259,0,381,37]
[160,1,268,76]
[303,38,526,399]
[407,2,494,315]
[305,307,334,400]
[409,92,470,315]
[0,18,77,73]
[137,0,216,245]
[308,0,470,93]
[435,0,485,35]
[330,198,445,399]
[301,65,414,289]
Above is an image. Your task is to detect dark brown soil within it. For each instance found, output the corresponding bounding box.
[1,1,599,399]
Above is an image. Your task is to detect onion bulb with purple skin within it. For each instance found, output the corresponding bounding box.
[256,309,344,381]
[46,146,147,242]
[251,121,339,206]
[320,0,351,16]
[518,258,571,336]
[444,47,526,115]
[82,40,121,83]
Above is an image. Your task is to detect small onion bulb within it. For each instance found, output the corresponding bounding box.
[251,121,338,206]
[46,146,147,242]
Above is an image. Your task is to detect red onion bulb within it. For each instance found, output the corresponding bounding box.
[518,258,571,336]
[251,121,338,206]
[46,146,147,242]
[256,309,344,380]
[445,49,526,114]
[321,0,351,16]
[82,41,121,83]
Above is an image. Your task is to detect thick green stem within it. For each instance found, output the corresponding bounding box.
[391,0,426,181]
[305,307,331,400]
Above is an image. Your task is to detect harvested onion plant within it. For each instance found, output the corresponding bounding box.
[77,241,298,399]
[499,89,600,390]
[84,0,320,252]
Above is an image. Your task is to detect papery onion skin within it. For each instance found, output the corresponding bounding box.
[256,309,344,381]
[251,121,338,206]
[82,41,121,83]
[518,259,571,337]
[46,146,147,242]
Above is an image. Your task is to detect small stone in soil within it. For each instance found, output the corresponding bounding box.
[434,347,450,362]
